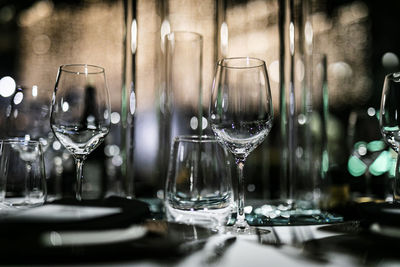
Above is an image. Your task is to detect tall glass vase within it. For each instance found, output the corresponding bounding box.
[277,0,343,224]
[278,0,299,212]
[120,0,137,198]
[160,31,204,174]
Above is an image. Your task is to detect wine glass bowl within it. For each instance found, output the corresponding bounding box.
[209,57,273,232]
[50,64,111,201]
[380,72,400,202]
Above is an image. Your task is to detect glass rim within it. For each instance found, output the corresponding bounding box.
[0,138,41,146]
[174,135,217,143]
[59,64,105,74]
[165,31,203,42]
[217,57,265,69]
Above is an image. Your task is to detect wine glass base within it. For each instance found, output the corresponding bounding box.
[220,225,270,236]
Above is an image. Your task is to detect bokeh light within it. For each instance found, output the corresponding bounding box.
[382,52,399,69]
[0,76,16,97]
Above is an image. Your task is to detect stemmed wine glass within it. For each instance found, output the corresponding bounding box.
[380,72,400,203]
[50,64,111,201]
[209,57,274,232]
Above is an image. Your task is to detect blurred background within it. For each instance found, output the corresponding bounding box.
[0,0,397,206]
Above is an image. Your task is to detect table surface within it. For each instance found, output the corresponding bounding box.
[123,222,397,267]
[1,199,399,266]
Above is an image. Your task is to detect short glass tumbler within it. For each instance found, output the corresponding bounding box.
[165,135,234,227]
[0,140,47,208]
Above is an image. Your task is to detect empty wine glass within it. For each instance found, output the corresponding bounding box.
[380,72,400,202]
[209,57,274,233]
[50,64,111,201]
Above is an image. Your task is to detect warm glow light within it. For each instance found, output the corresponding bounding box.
[13,91,23,105]
[305,21,313,45]
[220,22,228,57]
[105,145,120,157]
[111,112,121,124]
[104,110,109,120]
[87,115,95,123]
[269,60,279,83]
[131,19,137,54]
[18,0,53,27]
[52,141,62,151]
[0,5,14,23]
[304,21,313,55]
[296,59,305,82]
[32,85,38,97]
[0,76,16,97]
[130,91,136,115]
[112,155,123,167]
[202,116,207,130]
[382,52,399,69]
[54,156,62,166]
[339,1,369,25]
[62,101,69,112]
[190,116,198,130]
[33,34,51,55]
[357,145,367,156]
[367,107,376,117]
[328,61,353,79]
[298,114,307,125]
[160,19,170,53]
[289,22,295,56]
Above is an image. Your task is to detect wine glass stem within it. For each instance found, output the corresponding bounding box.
[25,163,32,202]
[75,158,84,201]
[236,159,246,228]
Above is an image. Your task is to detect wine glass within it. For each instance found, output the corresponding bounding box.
[209,57,274,233]
[50,64,111,201]
[380,72,400,203]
